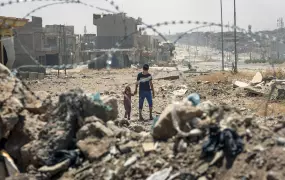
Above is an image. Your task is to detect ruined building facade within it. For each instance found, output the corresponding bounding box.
[93,13,142,49]
[43,25,77,66]
[14,16,45,68]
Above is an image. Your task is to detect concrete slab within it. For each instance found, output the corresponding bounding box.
[233,81,249,88]
[251,72,263,84]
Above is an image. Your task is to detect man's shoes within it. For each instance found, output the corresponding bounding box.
[150,115,153,120]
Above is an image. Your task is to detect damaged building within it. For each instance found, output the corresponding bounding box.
[43,25,77,66]
[13,17,78,68]
[13,16,45,68]
[87,13,142,69]
[87,13,162,69]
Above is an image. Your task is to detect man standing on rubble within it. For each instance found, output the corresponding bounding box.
[134,64,155,120]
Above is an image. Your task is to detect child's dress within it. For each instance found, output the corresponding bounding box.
[124,93,132,113]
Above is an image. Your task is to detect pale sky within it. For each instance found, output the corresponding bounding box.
[0,0,284,34]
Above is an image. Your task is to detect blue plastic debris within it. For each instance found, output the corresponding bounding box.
[187,93,200,106]
[91,92,112,111]
[91,92,101,102]
[151,116,159,130]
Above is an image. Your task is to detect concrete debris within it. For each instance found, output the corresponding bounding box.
[4,67,285,179]
[118,141,138,154]
[251,72,263,84]
[142,142,156,153]
[173,89,188,96]
[146,167,172,180]
[38,159,70,176]
[152,103,203,140]
[123,154,139,167]
[244,86,267,96]
[197,163,209,175]
[233,81,249,88]
[130,125,144,133]
[101,96,119,121]
[233,78,285,100]
[77,138,111,161]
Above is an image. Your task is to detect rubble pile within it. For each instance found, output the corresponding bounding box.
[2,65,285,180]
[0,64,47,171]
[233,72,285,99]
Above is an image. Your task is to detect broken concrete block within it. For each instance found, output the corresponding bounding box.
[107,121,124,136]
[78,116,104,128]
[94,121,114,137]
[251,72,263,84]
[77,138,110,161]
[119,141,138,154]
[130,125,144,133]
[152,103,203,140]
[146,167,172,180]
[244,86,266,96]
[124,154,139,167]
[101,96,118,121]
[6,110,45,169]
[38,159,70,176]
[233,81,249,88]
[197,163,209,175]
[142,142,156,153]
[76,121,114,141]
[0,113,19,138]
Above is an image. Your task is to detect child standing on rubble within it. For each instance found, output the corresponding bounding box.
[123,86,134,120]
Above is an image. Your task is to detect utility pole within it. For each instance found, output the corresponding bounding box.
[58,25,61,77]
[220,0,225,70]
[63,25,67,75]
[234,0,238,73]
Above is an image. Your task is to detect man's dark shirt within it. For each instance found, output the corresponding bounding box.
[137,72,152,92]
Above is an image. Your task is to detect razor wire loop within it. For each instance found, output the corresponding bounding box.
[0,0,79,7]
[2,0,283,119]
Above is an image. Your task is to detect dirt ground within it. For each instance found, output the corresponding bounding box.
[26,67,285,125]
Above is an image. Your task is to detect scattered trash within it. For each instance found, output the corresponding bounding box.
[45,150,81,167]
[202,127,243,158]
[187,93,200,106]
